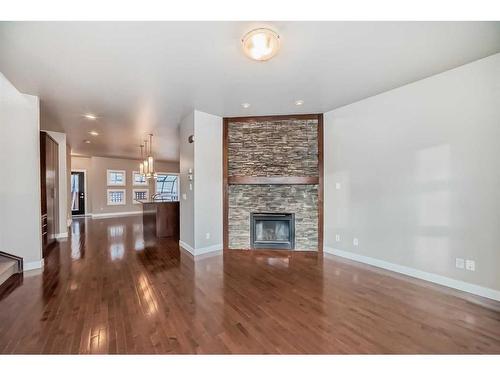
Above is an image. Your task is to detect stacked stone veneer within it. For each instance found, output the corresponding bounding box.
[227,118,320,250]
[228,119,318,176]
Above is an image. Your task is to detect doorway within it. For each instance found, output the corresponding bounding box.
[71,170,86,216]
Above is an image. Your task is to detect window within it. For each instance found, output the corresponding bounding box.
[132,171,148,186]
[107,170,126,186]
[133,189,149,204]
[155,173,179,201]
[107,189,126,205]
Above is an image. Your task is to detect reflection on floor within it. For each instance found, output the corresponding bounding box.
[0,215,499,354]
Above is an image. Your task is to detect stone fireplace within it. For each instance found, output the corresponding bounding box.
[250,213,295,250]
[223,114,323,251]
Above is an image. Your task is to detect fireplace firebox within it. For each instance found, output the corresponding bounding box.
[250,213,295,250]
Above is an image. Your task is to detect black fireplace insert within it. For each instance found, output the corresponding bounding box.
[250,212,295,250]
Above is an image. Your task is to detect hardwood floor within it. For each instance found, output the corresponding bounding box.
[0,215,499,354]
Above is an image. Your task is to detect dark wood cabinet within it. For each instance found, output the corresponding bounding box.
[40,132,59,255]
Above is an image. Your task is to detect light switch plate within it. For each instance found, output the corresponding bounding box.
[455,258,465,269]
[353,238,359,246]
[335,182,341,190]
[465,260,475,271]
[335,234,341,242]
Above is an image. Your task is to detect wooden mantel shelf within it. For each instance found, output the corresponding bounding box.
[228,176,319,185]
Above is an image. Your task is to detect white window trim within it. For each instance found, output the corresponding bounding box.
[107,189,126,205]
[107,169,126,186]
[132,188,149,204]
[154,172,180,193]
[132,171,148,186]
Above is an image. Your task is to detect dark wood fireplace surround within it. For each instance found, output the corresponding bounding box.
[223,113,324,252]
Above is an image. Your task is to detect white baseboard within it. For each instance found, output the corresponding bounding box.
[195,243,223,256]
[179,240,195,255]
[55,232,68,239]
[324,246,500,302]
[179,240,222,257]
[91,211,142,219]
[24,259,44,271]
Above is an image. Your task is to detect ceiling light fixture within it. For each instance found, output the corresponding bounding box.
[83,139,91,144]
[242,103,251,109]
[295,100,304,106]
[241,28,280,61]
[89,130,99,136]
[84,113,97,120]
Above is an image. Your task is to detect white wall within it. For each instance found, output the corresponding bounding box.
[194,110,223,250]
[179,110,223,255]
[45,130,69,236]
[324,53,500,296]
[179,112,195,249]
[0,73,43,268]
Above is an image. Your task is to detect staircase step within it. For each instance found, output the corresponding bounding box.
[0,257,18,286]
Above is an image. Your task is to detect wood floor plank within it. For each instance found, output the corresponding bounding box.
[0,215,499,354]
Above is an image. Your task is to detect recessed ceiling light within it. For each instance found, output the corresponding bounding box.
[84,113,97,120]
[241,28,280,61]
[89,130,99,136]
[295,100,304,106]
[242,103,251,109]
[83,139,91,144]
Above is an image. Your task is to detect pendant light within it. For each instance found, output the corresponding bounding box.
[139,144,145,175]
[143,134,156,180]
[143,140,149,178]
[147,134,156,179]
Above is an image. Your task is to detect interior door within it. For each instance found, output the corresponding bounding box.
[71,171,85,215]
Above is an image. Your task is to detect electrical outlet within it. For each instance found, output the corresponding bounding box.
[206,232,210,240]
[455,258,465,269]
[335,234,341,242]
[465,260,475,271]
[353,238,359,246]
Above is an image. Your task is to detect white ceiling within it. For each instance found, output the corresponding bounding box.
[1,21,499,161]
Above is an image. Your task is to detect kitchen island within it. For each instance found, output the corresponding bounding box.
[141,201,179,241]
